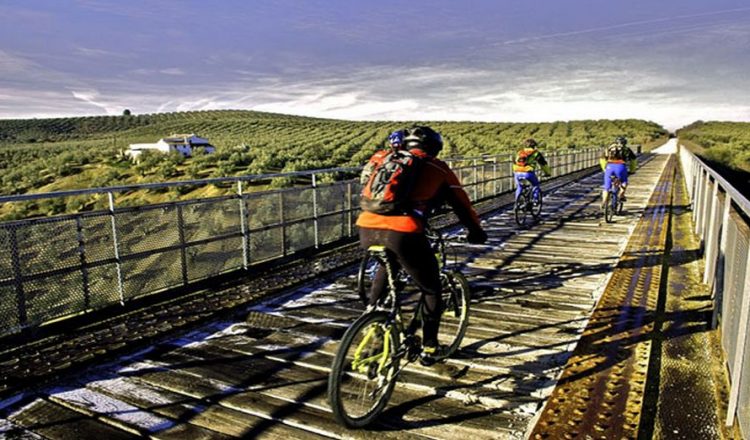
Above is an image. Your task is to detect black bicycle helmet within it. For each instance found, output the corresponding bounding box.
[403,126,443,156]
[615,136,627,146]
[524,138,538,148]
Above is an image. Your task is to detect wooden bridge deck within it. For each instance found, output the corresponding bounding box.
[1,154,672,439]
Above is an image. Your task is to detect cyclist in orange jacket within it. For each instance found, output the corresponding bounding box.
[513,138,552,204]
[357,126,487,365]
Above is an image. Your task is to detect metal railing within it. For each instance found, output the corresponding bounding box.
[0,148,601,338]
[679,144,750,435]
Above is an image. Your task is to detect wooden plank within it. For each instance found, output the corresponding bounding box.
[49,387,174,435]
[9,398,137,440]
[0,419,44,439]
[151,423,234,440]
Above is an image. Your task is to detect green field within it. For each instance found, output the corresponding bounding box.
[677,121,750,173]
[0,110,668,219]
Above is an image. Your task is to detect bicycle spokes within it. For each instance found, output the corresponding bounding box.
[329,312,399,428]
[351,323,390,375]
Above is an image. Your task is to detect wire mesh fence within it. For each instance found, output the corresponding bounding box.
[679,145,750,435]
[0,148,600,338]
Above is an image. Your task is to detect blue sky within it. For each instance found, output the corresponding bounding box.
[1,0,749,130]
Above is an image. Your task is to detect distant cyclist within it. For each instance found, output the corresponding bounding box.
[360,130,406,186]
[387,129,404,150]
[357,125,487,365]
[600,136,637,208]
[513,138,552,203]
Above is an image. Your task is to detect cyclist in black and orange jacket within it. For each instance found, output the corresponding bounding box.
[357,125,487,365]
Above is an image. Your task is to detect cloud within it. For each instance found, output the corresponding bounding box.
[0,50,36,74]
[159,68,185,76]
[70,89,119,114]
[75,46,134,59]
[1,60,747,131]
[499,6,750,46]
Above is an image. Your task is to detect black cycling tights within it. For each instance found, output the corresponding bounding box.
[359,228,443,347]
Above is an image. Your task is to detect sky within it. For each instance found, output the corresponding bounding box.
[1,0,749,130]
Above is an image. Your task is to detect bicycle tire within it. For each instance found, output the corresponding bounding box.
[514,194,528,226]
[440,271,471,356]
[328,311,400,428]
[605,193,616,223]
[531,191,543,219]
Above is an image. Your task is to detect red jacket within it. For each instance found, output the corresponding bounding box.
[356,148,481,233]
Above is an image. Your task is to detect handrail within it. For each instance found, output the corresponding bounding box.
[683,148,750,219]
[0,149,596,204]
[680,142,750,434]
[0,147,602,339]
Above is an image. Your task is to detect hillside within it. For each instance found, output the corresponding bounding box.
[677,121,750,172]
[0,110,668,219]
[677,121,750,199]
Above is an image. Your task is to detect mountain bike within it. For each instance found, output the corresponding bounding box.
[514,178,543,226]
[355,226,470,357]
[603,174,624,223]
[330,229,471,428]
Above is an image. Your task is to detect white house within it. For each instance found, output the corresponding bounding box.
[127,134,216,160]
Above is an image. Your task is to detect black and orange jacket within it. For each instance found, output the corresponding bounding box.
[356,148,481,234]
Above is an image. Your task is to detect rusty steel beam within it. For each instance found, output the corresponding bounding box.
[530,156,676,439]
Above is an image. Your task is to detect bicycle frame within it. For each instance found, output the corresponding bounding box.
[609,175,621,206]
[351,322,392,375]
[516,179,532,202]
[357,246,422,368]
[329,226,472,427]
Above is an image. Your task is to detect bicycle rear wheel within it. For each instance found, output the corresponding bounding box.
[514,194,528,226]
[328,311,400,428]
[440,271,471,356]
[605,193,616,223]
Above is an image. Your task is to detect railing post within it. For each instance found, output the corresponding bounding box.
[704,182,721,285]
[176,204,188,286]
[688,156,698,203]
[279,192,287,256]
[346,182,353,237]
[312,174,320,248]
[726,244,750,426]
[493,161,498,196]
[702,175,713,238]
[694,169,705,233]
[237,181,249,269]
[713,194,734,329]
[9,228,27,329]
[75,216,91,309]
[108,192,125,305]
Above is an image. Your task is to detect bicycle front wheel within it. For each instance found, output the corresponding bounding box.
[605,193,616,223]
[328,311,400,428]
[440,271,471,356]
[514,196,528,226]
[531,191,543,218]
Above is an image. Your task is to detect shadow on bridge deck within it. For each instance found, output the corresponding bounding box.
[1,148,732,439]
